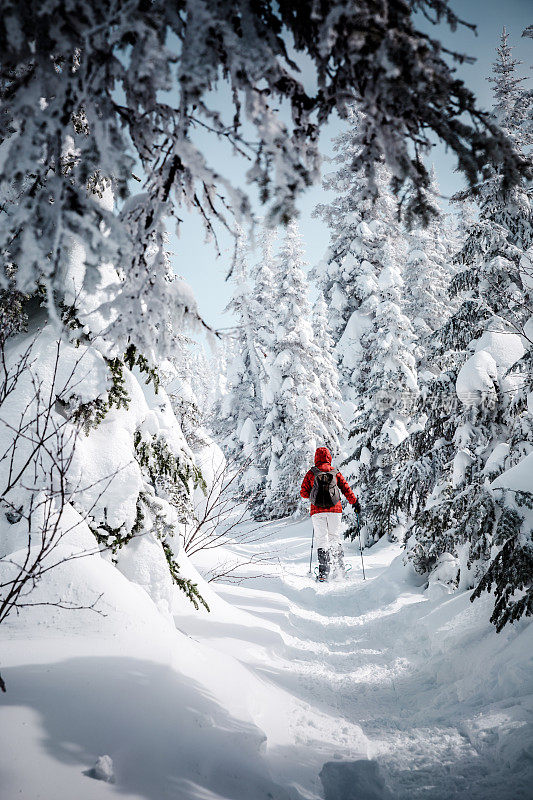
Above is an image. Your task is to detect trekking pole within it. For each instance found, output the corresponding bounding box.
[308,524,315,576]
[356,512,366,580]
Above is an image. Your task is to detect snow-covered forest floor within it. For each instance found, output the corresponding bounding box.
[2,516,532,800]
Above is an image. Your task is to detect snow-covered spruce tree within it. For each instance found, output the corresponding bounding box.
[243,224,280,497]
[0,315,210,617]
[469,247,533,631]
[67,320,210,611]
[520,25,533,152]
[347,235,419,544]
[315,114,418,542]
[473,22,533,630]
[252,225,278,372]
[216,229,263,470]
[403,170,456,372]
[0,176,211,615]
[311,293,344,452]
[488,27,530,154]
[258,222,333,519]
[313,110,389,407]
[165,335,207,449]
[449,198,478,263]
[380,172,459,540]
[405,31,533,624]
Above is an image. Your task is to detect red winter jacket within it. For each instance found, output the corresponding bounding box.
[300,447,357,516]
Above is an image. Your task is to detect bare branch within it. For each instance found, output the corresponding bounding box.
[182,452,273,582]
[0,335,124,629]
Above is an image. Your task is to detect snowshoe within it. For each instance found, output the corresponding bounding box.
[314,563,351,581]
[317,547,331,581]
[331,563,352,580]
[314,566,328,582]
[329,544,347,579]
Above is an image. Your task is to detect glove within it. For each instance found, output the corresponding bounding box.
[353,499,361,515]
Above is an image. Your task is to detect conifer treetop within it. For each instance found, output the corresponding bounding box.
[487,27,529,150]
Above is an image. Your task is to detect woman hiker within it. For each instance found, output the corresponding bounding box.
[300,446,360,581]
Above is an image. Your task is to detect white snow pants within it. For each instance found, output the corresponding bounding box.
[312,513,342,551]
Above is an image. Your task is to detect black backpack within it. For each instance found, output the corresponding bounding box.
[309,466,341,508]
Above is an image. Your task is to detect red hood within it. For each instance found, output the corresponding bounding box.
[314,447,332,471]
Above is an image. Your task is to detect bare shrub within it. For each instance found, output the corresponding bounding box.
[0,339,121,622]
[0,335,124,689]
[182,453,275,583]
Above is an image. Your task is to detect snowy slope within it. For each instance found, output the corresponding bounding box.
[1,516,533,800]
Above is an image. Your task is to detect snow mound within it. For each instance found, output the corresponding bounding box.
[483,442,510,477]
[377,264,402,290]
[85,754,115,783]
[474,328,526,377]
[337,309,371,369]
[427,552,459,590]
[115,532,175,620]
[239,416,259,449]
[492,451,533,493]
[357,220,375,240]
[456,350,498,405]
[381,418,408,446]
[320,760,393,800]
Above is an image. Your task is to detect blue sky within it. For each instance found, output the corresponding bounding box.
[168,0,532,331]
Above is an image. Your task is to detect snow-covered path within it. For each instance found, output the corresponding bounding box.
[183,517,533,799]
[1,516,532,799]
